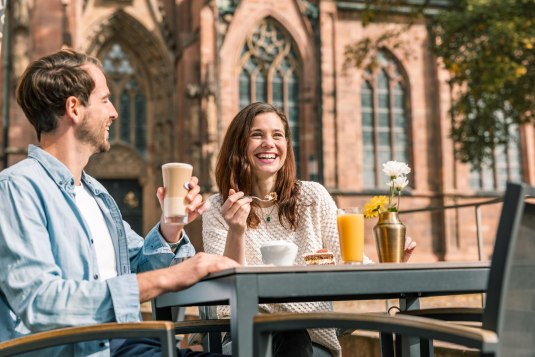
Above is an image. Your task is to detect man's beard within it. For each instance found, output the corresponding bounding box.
[75,114,110,153]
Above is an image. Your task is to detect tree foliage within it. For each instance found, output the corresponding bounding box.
[345,0,535,168]
[431,0,535,167]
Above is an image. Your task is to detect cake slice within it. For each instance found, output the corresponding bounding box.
[303,249,336,265]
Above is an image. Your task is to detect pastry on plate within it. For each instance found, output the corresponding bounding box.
[303,249,335,265]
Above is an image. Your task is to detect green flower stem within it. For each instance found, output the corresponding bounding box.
[389,176,396,209]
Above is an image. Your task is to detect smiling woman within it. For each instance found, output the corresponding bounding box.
[202,102,344,356]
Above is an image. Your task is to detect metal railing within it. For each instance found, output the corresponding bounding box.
[400,197,503,261]
[331,189,504,262]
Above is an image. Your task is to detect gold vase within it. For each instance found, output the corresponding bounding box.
[373,212,406,263]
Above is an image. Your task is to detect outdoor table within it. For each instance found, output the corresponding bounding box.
[153,262,489,357]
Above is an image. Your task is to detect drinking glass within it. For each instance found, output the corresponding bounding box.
[337,207,365,264]
[162,163,193,224]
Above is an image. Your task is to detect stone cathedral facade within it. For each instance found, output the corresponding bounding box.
[1,0,533,261]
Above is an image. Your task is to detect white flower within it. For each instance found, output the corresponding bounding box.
[387,176,409,191]
[382,161,411,178]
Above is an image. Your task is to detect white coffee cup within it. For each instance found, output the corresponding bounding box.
[260,240,298,266]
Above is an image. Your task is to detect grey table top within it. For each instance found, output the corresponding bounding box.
[155,261,490,307]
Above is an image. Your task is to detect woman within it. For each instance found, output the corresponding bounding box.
[202,102,414,356]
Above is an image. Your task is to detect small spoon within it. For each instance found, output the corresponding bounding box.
[248,192,278,202]
[249,196,274,203]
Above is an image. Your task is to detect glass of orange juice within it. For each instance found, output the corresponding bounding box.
[337,207,365,264]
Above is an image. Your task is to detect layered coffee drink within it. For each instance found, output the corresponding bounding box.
[162,163,193,224]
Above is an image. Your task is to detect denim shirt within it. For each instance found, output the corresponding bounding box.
[0,145,195,356]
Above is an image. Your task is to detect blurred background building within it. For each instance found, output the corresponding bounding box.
[0,0,533,262]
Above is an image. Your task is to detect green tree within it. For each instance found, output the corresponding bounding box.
[432,0,535,168]
[345,0,535,168]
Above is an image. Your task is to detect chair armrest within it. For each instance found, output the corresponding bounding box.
[253,312,498,356]
[0,321,177,357]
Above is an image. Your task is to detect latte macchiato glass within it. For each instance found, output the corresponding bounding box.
[162,163,193,224]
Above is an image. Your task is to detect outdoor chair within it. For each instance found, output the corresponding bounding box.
[252,181,535,357]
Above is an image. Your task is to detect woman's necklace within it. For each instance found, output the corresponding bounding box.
[260,204,277,223]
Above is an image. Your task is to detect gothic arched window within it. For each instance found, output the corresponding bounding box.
[238,18,301,174]
[361,50,411,189]
[102,43,147,157]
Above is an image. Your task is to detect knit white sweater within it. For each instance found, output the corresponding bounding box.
[203,181,349,355]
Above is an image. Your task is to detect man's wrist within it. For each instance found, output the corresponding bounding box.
[158,223,184,242]
[166,230,184,252]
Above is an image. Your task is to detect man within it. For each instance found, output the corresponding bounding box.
[0,48,237,356]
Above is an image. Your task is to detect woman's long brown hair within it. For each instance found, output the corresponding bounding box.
[215,102,301,229]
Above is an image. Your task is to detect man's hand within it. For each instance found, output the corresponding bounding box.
[157,176,208,243]
[137,253,239,302]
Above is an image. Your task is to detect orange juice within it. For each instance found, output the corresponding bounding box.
[337,210,364,263]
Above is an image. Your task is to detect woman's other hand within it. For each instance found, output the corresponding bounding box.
[403,236,417,262]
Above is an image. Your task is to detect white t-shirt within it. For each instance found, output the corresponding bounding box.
[74,183,118,280]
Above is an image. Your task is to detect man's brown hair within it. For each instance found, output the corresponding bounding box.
[16,48,102,140]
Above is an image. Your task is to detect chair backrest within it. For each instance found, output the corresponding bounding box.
[481,181,535,354]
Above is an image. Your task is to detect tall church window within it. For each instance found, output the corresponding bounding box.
[239,18,301,174]
[470,122,523,191]
[102,43,147,157]
[361,50,411,189]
